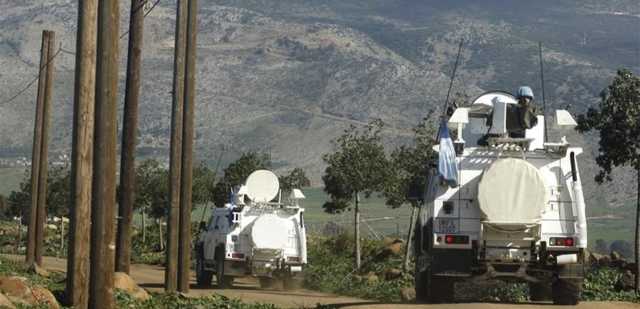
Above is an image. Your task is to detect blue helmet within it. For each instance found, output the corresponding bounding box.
[516,86,534,100]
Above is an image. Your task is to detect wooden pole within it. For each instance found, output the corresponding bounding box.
[178,0,198,292]
[355,192,361,270]
[403,203,418,272]
[35,30,56,266]
[116,0,145,274]
[66,0,97,307]
[165,0,188,292]
[26,30,49,266]
[90,0,119,308]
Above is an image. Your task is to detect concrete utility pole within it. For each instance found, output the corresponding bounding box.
[89,0,119,308]
[26,30,49,266]
[165,0,188,292]
[26,30,54,267]
[178,0,198,293]
[66,1,97,307]
[116,0,145,274]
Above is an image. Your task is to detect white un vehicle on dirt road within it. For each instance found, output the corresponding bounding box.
[414,90,588,305]
[195,170,307,289]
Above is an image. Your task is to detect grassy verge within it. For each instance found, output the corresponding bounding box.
[0,256,284,309]
[305,233,640,303]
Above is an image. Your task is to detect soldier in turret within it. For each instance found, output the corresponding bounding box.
[506,86,539,138]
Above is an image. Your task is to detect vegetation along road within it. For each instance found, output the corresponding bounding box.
[3,255,637,309]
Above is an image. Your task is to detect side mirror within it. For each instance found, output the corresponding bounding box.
[199,221,207,232]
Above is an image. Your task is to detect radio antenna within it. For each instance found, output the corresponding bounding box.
[538,42,549,143]
[442,39,464,119]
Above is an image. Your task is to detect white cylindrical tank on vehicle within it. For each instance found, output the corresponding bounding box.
[477,158,549,223]
[250,214,295,249]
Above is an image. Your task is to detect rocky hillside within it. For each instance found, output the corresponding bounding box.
[0,0,637,205]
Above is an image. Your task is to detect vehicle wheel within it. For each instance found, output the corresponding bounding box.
[259,277,277,289]
[529,282,552,301]
[552,278,581,305]
[215,251,233,289]
[414,268,429,303]
[283,275,304,290]
[428,275,455,303]
[195,258,213,287]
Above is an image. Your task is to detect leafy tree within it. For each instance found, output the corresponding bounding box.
[6,166,71,222]
[322,119,391,269]
[594,239,609,255]
[212,152,271,207]
[610,240,633,260]
[382,121,436,271]
[0,194,7,219]
[279,168,311,192]
[576,69,640,291]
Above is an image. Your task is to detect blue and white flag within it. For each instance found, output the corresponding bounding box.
[437,120,459,187]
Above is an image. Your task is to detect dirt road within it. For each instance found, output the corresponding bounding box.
[4,255,638,309]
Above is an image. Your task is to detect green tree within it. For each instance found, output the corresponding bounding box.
[0,194,7,219]
[212,152,271,207]
[576,69,640,292]
[279,168,311,192]
[382,121,436,271]
[322,119,391,269]
[594,239,609,255]
[6,166,71,222]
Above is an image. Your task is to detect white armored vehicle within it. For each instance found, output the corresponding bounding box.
[195,170,307,289]
[414,90,587,305]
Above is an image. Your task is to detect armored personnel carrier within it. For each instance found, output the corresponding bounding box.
[414,90,587,305]
[195,170,307,289]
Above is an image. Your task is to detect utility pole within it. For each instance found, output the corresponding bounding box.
[89,0,119,308]
[178,0,198,293]
[65,1,97,307]
[26,30,55,267]
[26,30,49,266]
[165,0,188,293]
[35,30,56,266]
[116,0,145,274]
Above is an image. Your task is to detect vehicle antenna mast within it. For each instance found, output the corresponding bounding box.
[442,39,464,119]
[539,42,549,143]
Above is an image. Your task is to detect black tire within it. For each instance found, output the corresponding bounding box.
[552,278,581,305]
[259,277,277,289]
[215,250,233,289]
[428,275,455,303]
[195,258,213,287]
[414,269,429,303]
[529,282,552,301]
[283,276,304,290]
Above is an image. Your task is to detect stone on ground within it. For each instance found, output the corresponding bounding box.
[0,292,16,309]
[29,264,50,278]
[114,272,151,301]
[31,286,60,309]
[384,268,402,280]
[0,276,35,305]
[400,287,416,302]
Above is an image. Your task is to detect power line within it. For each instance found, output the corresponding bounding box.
[0,0,162,107]
[0,44,63,107]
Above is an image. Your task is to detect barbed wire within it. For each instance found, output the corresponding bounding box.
[0,0,162,107]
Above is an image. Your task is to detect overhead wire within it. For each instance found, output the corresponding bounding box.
[0,0,162,107]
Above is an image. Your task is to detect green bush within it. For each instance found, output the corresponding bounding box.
[304,234,413,302]
[583,267,640,302]
[115,291,280,309]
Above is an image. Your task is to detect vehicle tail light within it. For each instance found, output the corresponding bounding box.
[287,256,300,262]
[550,237,575,247]
[444,235,469,245]
[231,252,245,259]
